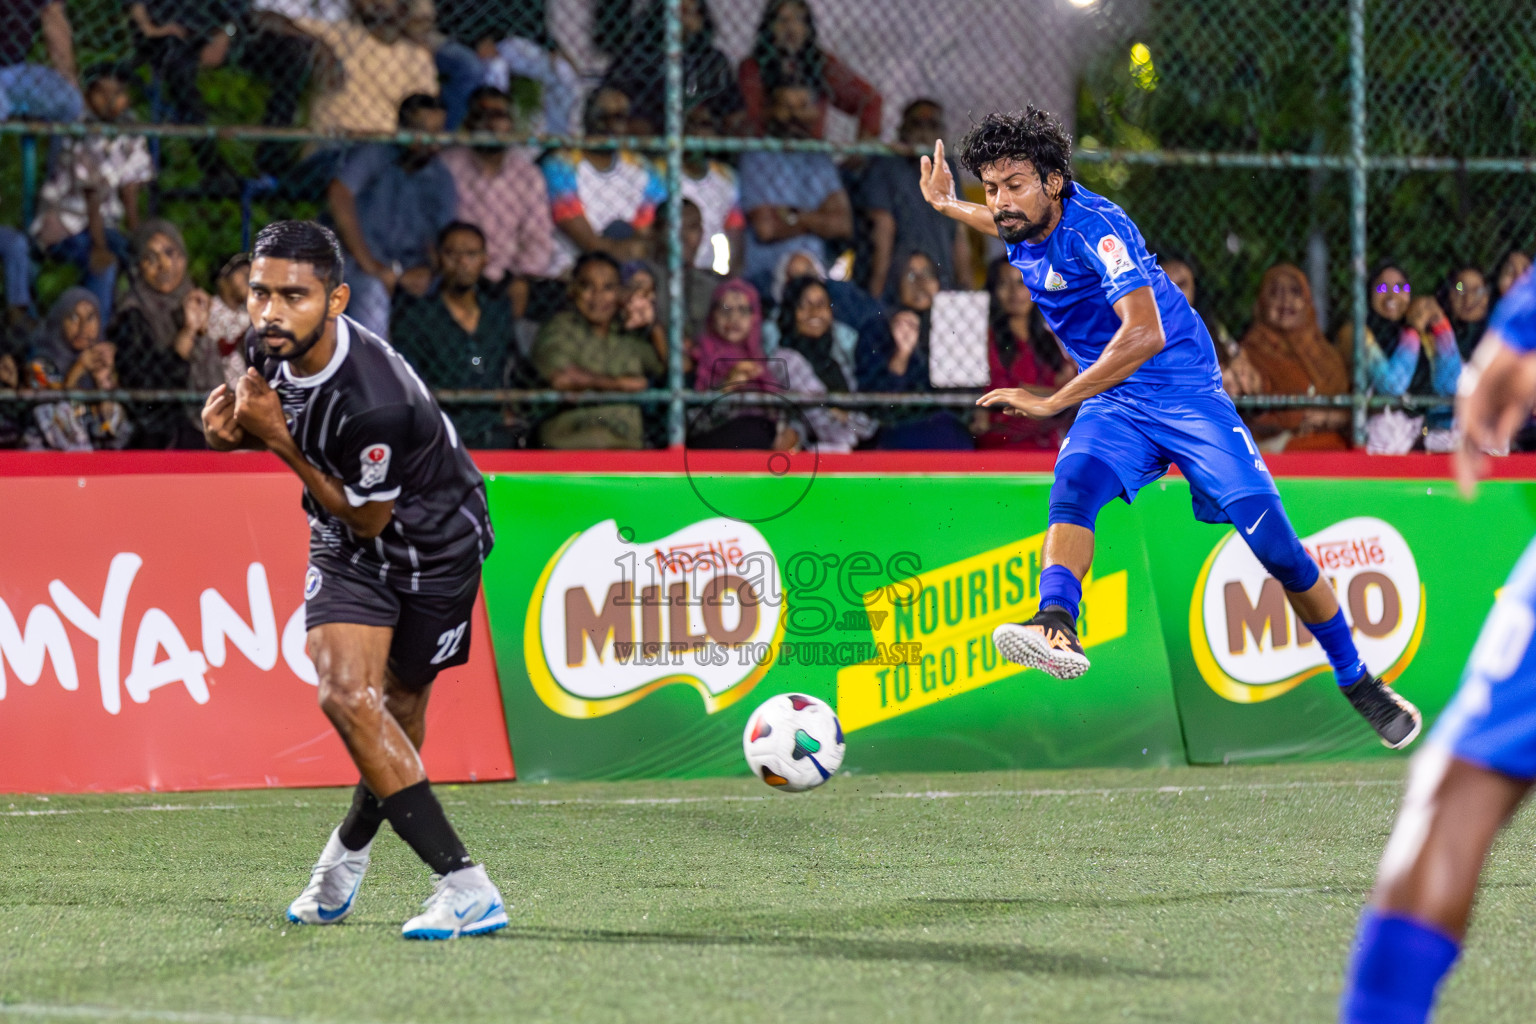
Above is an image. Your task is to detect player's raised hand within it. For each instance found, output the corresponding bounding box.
[976,385,1059,419]
[919,139,956,212]
[234,367,291,448]
[201,383,245,450]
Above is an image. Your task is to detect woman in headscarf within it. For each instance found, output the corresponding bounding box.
[688,279,795,450]
[772,275,877,453]
[853,249,973,450]
[738,0,882,139]
[761,247,876,355]
[975,256,1077,450]
[1239,263,1351,451]
[108,219,213,447]
[1440,264,1490,360]
[24,286,131,450]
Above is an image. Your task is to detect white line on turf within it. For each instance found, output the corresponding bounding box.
[1,778,1400,818]
[0,1004,408,1024]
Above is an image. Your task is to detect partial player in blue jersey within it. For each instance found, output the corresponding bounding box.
[1340,271,1536,1024]
[917,107,1420,748]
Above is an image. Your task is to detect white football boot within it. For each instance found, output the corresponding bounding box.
[286,828,371,925]
[401,864,508,940]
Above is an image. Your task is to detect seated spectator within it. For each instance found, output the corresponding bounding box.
[237,0,343,175]
[192,252,251,392]
[1340,262,1461,452]
[739,0,881,139]
[604,0,743,136]
[26,286,131,450]
[128,0,241,183]
[764,247,879,332]
[619,260,669,370]
[773,275,877,452]
[677,104,745,274]
[854,251,974,450]
[434,0,575,133]
[974,256,1075,450]
[1,226,32,335]
[531,252,663,449]
[1158,253,1261,400]
[393,222,527,447]
[0,0,82,122]
[739,80,853,297]
[652,198,724,350]
[543,87,668,276]
[760,248,867,368]
[1442,264,1490,360]
[1239,263,1350,452]
[109,218,209,447]
[31,63,152,319]
[292,0,437,139]
[1497,250,1532,299]
[328,93,456,339]
[862,99,972,299]
[689,280,795,450]
[440,86,556,314]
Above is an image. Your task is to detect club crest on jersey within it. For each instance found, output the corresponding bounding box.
[1044,267,1067,291]
[304,565,323,600]
[358,444,392,488]
[1096,234,1136,279]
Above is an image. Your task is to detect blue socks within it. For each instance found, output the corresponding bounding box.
[1306,609,1369,687]
[1341,910,1459,1024]
[1039,565,1082,622]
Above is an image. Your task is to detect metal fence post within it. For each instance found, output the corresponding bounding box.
[1349,0,1369,446]
[663,0,687,448]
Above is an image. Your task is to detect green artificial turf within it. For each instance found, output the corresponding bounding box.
[3,762,1534,1024]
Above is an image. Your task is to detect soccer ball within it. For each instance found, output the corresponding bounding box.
[742,693,846,792]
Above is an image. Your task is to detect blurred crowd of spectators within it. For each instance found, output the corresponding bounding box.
[0,0,1529,453]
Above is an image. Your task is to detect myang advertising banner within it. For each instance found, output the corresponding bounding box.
[0,472,513,793]
[482,472,1183,780]
[1137,478,1536,764]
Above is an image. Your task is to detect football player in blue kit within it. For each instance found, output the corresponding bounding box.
[918,107,1419,748]
[1339,272,1536,1023]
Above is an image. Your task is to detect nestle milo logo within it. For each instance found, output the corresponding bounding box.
[524,518,784,718]
[1191,516,1424,703]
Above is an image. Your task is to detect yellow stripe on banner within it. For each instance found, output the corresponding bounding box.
[835,532,1128,732]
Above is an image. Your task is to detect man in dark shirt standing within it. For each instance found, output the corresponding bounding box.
[201,220,506,941]
[861,99,972,299]
[392,221,526,447]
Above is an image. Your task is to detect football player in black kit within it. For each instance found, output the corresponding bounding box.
[200,220,505,940]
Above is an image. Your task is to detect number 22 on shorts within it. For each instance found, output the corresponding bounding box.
[430,621,468,665]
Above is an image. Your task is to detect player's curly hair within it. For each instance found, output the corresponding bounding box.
[958,107,1074,189]
[252,220,343,291]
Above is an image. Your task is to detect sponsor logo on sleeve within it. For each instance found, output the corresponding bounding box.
[358,444,392,488]
[1096,235,1136,280]
[304,565,323,600]
[1044,268,1067,291]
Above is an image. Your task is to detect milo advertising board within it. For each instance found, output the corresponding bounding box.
[482,472,1182,780]
[1138,478,1536,763]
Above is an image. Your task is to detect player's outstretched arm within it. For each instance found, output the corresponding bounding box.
[919,140,998,239]
[232,369,396,538]
[977,287,1164,419]
[1455,332,1536,496]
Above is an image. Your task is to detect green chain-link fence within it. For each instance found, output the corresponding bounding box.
[0,0,1529,451]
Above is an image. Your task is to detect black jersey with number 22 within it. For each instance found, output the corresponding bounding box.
[245,315,493,594]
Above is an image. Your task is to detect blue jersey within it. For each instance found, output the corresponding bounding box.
[1489,269,1536,351]
[1005,184,1222,396]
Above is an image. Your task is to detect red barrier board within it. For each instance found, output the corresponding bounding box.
[0,471,513,793]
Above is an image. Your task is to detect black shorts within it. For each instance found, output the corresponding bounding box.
[303,548,480,689]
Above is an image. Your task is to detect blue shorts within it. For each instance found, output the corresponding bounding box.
[1432,535,1536,779]
[1061,388,1279,524]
